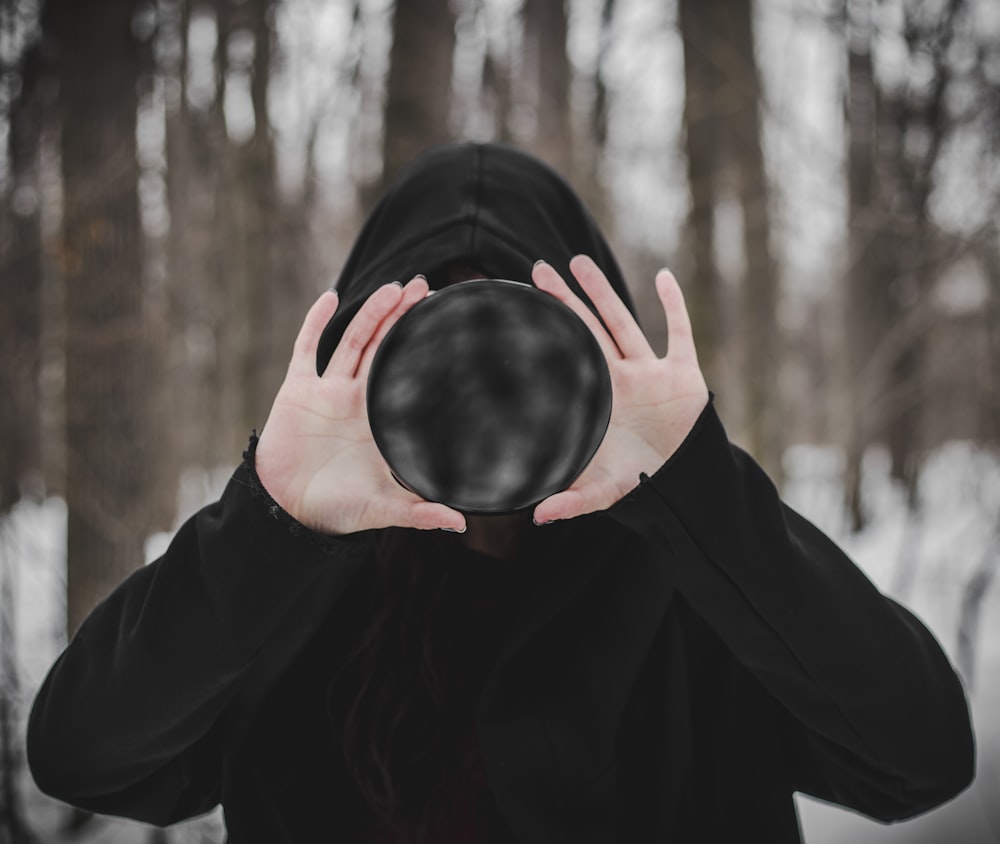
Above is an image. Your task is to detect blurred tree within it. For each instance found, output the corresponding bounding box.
[880,0,964,503]
[0,40,44,514]
[591,0,615,158]
[1,17,48,842]
[381,0,456,191]
[210,0,255,458]
[161,0,207,467]
[160,0,248,467]
[43,0,152,636]
[983,227,1000,445]
[230,0,290,440]
[479,2,513,145]
[583,0,650,327]
[1,521,40,844]
[842,0,886,530]
[159,0,311,470]
[842,0,968,528]
[679,0,781,480]
[522,0,571,176]
[678,0,726,416]
[724,0,780,481]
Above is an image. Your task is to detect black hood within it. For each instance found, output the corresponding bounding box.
[317,142,631,374]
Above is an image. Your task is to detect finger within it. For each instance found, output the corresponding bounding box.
[569,255,653,360]
[532,482,611,524]
[290,291,340,377]
[357,276,429,379]
[532,260,621,362]
[409,501,468,533]
[655,269,700,365]
[326,282,404,379]
[382,490,467,532]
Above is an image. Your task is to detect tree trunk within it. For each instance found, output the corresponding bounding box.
[678,0,725,396]
[0,43,45,512]
[45,0,151,636]
[723,0,782,483]
[956,519,1000,691]
[381,0,457,191]
[881,0,961,504]
[842,0,884,530]
[981,228,1000,446]
[574,0,614,237]
[522,0,572,176]
[481,38,513,145]
[235,0,286,440]
[1,523,41,843]
[162,0,201,467]
[679,0,781,477]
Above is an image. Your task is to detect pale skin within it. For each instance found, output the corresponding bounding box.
[254,255,710,554]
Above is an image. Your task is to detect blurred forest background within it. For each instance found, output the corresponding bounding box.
[0,0,999,841]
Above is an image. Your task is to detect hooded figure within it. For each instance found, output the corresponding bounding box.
[28,142,974,844]
[316,142,631,366]
[326,144,620,516]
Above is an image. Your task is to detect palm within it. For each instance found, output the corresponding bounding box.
[531,257,709,524]
[255,279,467,535]
[256,260,707,532]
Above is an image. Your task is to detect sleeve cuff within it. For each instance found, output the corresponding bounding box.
[606,395,738,535]
[234,430,373,557]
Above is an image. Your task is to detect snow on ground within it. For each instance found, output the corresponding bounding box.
[2,445,999,842]
[784,443,1000,844]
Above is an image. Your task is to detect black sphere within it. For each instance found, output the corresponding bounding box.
[366,279,612,513]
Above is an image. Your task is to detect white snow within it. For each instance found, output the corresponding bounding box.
[784,442,1000,844]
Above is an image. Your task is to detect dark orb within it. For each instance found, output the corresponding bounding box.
[366,279,612,513]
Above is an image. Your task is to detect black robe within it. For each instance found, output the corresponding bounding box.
[27,143,974,842]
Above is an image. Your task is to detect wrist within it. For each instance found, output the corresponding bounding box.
[245,431,329,535]
[647,390,711,466]
[253,433,298,513]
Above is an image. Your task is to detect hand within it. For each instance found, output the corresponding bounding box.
[254,278,467,536]
[531,255,709,524]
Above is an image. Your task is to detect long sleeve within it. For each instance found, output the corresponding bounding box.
[607,401,975,821]
[27,445,372,826]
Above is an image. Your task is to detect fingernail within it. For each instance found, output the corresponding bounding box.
[414,273,427,281]
[533,259,546,268]
[532,517,555,526]
[440,525,467,534]
[391,280,403,288]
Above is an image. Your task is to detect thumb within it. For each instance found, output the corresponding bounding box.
[384,493,467,533]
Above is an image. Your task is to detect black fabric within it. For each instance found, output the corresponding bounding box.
[27,401,975,841]
[28,143,975,842]
[316,142,632,375]
[231,538,520,843]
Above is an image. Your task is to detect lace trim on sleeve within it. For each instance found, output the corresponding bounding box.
[241,430,353,553]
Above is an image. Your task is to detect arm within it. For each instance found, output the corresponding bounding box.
[27,447,371,825]
[28,279,462,824]
[531,255,973,819]
[607,400,975,820]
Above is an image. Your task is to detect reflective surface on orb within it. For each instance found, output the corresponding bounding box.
[366,280,612,513]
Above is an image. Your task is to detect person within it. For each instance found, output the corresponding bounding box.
[28,142,974,843]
